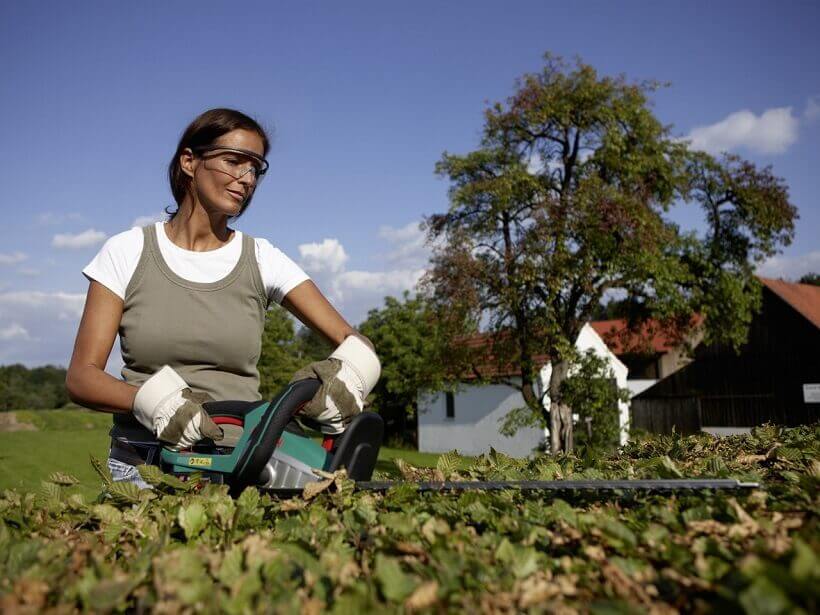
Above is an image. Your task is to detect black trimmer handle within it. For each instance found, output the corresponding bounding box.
[326,412,384,480]
[228,379,320,495]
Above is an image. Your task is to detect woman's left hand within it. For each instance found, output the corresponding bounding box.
[288,335,381,434]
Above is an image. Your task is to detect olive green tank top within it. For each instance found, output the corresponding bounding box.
[113,223,268,438]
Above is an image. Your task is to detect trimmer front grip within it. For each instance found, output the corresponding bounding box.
[160,379,321,494]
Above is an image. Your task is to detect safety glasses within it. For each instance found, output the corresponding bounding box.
[193,145,269,184]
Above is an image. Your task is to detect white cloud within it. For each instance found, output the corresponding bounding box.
[526,150,589,176]
[805,97,820,122]
[294,225,435,326]
[0,290,90,367]
[686,106,799,155]
[298,238,349,274]
[0,323,30,341]
[52,229,107,249]
[332,269,426,301]
[132,212,167,227]
[757,251,820,281]
[0,291,86,319]
[526,151,545,175]
[377,221,431,269]
[36,212,82,225]
[0,251,27,265]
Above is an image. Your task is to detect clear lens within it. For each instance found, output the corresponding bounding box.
[203,153,265,184]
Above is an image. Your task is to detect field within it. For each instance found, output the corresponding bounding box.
[0,411,817,613]
[0,409,451,499]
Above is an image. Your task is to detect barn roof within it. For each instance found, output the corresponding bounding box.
[759,277,820,330]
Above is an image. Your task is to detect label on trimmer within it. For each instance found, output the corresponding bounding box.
[188,457,213,467]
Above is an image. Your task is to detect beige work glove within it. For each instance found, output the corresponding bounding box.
[132,366,224,450]
[288,335,381,434]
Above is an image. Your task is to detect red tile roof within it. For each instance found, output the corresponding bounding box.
[759,277,820,330]
[449,278,819,381]
[452,330,551,380]
[589,317,701,356]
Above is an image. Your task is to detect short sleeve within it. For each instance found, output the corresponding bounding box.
[82,228,143,300]
[255,238,311,305]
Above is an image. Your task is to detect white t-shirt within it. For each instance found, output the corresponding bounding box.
[83,222,310,305]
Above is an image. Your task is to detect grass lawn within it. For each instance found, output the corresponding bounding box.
[0,409,464,498]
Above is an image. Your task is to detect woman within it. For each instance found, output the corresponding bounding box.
[66,108,377,487]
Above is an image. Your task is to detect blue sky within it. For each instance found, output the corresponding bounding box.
[1,1,818,369]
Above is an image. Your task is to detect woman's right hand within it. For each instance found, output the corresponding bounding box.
[132,365,223,450]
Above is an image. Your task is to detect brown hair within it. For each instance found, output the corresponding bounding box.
[166,108,271,220]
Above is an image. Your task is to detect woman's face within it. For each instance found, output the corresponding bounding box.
[183,128,266,217]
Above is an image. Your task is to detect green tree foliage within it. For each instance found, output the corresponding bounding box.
[560,351,630,459]
[257,307,335,400]
[798,272,820,286]
[499,350,629,459]
[358,291,453,445]
[294,325,333,363]
[421,54,797,454]
[0,364,70,411]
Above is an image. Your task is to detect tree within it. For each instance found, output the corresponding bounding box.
[294,325,334,362]
[798,273,820,286]
[421,54,797,454]
[357,290,452,445]
[1,364,69,411]
[257,306,305,399]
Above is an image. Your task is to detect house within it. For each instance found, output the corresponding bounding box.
[590,317,703,398]
[416,323,629,457]
[631,278,820,435]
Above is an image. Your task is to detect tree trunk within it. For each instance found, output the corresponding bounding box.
[549,360,573,454]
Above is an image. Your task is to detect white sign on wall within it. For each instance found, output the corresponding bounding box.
[803,384,820,403]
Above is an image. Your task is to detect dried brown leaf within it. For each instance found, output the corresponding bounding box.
[602,563,653,605]
[405,580,439,612]
[302,478,333,500]
[737,454,766,464]
[661,567,713,591]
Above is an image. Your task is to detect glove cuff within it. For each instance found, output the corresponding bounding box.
[132,365,187,430]
[329,335,381,397]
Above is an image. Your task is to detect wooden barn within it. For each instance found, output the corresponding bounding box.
[631,278,820,435]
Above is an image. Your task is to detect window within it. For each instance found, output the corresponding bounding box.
[445,391,455,419]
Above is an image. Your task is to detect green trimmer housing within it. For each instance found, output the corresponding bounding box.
[160,379,384,496]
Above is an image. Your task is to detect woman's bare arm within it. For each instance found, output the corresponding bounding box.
[281,280,374,351]
[65,281,139,414]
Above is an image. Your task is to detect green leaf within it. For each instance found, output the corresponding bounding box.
[436,451,461,479]
[738,577,794,615]
[237,486,260,511]
[89,454,113,487]
[107,481,141,507]
[374,554,416,602]
[599,517,637,550]
[136,464,165,487]
[178,502,207,540]
[790,538,819,582]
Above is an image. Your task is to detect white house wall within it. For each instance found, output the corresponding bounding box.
[417,323,632,457]
[540,324,631,446]
[417,378,545,458]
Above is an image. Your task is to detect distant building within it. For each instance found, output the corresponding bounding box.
[590,318,703,398]
[416,323,629,457]
[631,278,820,435]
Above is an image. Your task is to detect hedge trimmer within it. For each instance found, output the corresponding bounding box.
[154,379,759,497]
